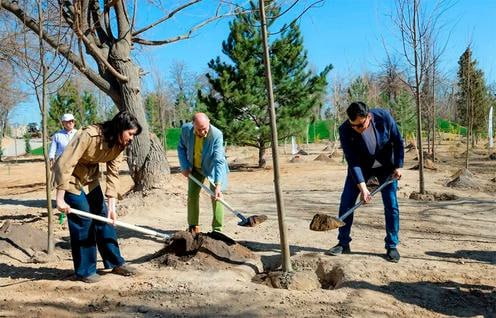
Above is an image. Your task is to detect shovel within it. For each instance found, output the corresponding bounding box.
[310,176,395,231]
[188,174,268,227]
[62,208,171,240]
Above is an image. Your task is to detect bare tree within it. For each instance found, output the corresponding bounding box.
[392,0,450,194]
[0,0,240,191]
[14,0,71,254]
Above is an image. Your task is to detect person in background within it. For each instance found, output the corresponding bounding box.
[54,111,141,283]
[49,113,78,168]
[327,101,404,262]
[177,112,229,234]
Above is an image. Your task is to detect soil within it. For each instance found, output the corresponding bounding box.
[0,139,495,317]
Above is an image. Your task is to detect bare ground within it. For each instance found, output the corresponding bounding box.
[0,139,495,317]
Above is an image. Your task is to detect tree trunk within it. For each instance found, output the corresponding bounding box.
[111,44,170,190]
[258,145,266,168]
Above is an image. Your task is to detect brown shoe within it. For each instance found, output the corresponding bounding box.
[188,225,201,234]
[80,273,102,283]
[111,264,137,277]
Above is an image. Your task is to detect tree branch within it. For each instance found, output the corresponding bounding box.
[132,0,201,37]
[0,0,121,103]
[133,15,221,46]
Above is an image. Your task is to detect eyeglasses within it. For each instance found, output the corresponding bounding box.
[63,120,75,123]
[350,116,368,129]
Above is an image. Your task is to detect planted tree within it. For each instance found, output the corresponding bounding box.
[200,2,331,167]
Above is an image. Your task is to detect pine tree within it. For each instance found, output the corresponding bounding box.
[456,47,490,141]
[347,77,369,104]
[199,2,331,167]
[48,81,99,135]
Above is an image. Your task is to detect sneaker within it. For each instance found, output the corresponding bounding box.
[325,244,351,256]
[386,248,400,263]
[188,225,201,234]
[112,264,137,276]
[80,273,102,284]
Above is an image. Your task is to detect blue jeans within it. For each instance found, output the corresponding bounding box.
[64,186,125,278]
[337,171,400,249]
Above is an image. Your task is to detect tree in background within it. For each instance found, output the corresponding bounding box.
[347,76,369,105]
[389,89,416,139]
[48,81,99,135]
[200,2,331,167]
[456,47,490,148]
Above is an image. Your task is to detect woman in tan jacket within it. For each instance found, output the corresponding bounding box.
[54,111,142,283]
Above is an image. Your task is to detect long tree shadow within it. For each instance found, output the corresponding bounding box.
[0,198,48,209]
[0,263,72,285]
[348,280,496,317]
[426,250,496,264]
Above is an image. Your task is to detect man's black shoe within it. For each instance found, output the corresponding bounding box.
[325,244,351,256]
[386,248,400,263]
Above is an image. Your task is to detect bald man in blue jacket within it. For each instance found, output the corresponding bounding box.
[178,113,229,234]
[327,102,404,262]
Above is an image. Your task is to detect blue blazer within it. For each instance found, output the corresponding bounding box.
[177,122,229,190]
[339,108,404,184]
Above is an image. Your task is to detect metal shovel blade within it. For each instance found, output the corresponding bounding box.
[239,214,268,227]
[309,213,346,231]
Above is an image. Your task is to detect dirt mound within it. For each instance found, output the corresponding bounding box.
[405,141,417,152]
[313,153,333,162]
[0,220,55,262]
[289,155,304,163]
[254,253,366,291]
[409,159,437,170]
[153,231,261,275]
[409,191,458,201]
[446,169,479,189]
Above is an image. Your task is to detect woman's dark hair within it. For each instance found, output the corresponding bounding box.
[346,101,369,121]
[101,111,142,147]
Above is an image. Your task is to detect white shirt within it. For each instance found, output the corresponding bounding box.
[48,128,78,160]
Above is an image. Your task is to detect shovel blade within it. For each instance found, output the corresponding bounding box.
[309,213,345,231]
[238,214,268,227]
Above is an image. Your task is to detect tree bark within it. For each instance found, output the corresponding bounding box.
[110,44,170,190]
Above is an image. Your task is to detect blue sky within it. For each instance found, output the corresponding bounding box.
[10,0,496,125]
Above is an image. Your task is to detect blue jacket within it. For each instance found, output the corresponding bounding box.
[177,122,229,190]
[339,108,404,184]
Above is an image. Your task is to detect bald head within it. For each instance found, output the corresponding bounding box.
[193,112,210,138]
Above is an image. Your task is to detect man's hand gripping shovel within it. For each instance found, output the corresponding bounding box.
[309,176,396,231]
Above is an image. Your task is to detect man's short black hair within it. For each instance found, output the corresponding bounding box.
[346,101,369,121]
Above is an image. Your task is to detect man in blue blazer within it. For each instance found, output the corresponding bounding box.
[178,113,229,234]
[328,102,404,262]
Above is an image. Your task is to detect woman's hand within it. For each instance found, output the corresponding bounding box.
[56,189,70,212]
[108,197,117,224]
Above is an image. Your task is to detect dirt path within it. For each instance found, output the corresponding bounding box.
[0,142,495,317]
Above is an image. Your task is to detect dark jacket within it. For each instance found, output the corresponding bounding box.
[339,108,404,184]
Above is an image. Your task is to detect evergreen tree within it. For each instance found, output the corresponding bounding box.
[456,47,490,140]
[389,90,416,139]
[48,81,99,134]
[199,2,331,167]
[347,76,369,104]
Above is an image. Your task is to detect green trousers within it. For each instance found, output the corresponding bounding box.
[188,169,224,232]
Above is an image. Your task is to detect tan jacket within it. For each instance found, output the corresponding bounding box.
[54,125,125,198]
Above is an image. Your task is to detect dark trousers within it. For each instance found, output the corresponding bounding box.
[64,186,124,278]
[337,169,400,249]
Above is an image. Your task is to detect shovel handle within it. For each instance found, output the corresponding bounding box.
[339,176,396,221]
[188,174,248,223]
[68,208,170,240]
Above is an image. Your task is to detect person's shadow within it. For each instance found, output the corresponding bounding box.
[425,250,495,264]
